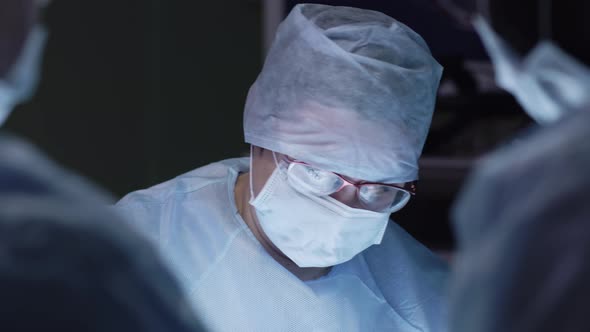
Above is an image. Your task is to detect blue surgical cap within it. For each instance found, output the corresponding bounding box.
[244,4,442,183]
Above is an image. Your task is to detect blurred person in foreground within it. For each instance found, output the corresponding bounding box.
[0,1,205,331]
[116,4,448,332]
[440,0,590,331]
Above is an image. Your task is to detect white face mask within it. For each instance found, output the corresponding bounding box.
[473,15,590,124]
[249,152,390,268]
[0,26,48,126]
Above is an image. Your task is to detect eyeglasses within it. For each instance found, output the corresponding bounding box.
[284,157,416,212]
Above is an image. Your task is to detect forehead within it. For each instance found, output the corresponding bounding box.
[290,102,404,175]
[296,101,361,127]
[271,98,417,183]
[294,101,398,142]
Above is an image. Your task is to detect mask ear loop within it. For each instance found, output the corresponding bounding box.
[272,151,280,168]
[249,145,255,200]
[250,148,286,201]
[271,151,290,179]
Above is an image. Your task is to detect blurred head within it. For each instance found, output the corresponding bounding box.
[0,0,49,125]
[244,4,442,184]
[0,196,205,331]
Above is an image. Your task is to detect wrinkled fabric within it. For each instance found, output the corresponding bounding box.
[116,158,449,332]
[0,135,205,332]
[244,4,443,183]
[449,109,590,332]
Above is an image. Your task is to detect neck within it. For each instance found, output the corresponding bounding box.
[234,172,330,281]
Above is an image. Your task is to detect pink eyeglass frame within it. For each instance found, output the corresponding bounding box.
[284,156,417,196]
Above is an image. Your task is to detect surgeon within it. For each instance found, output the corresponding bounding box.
[0,1,205,330]
[116,4,448,332]
[447,0,590,331]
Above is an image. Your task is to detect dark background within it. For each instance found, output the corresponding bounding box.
[5,0,261,196]
[4,0,532,251]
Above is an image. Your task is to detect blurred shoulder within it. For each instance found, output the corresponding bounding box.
[453,110,590,244]
[472,110,590,189]
[0,135,115,203]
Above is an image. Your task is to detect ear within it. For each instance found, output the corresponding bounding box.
[251,145,265,157]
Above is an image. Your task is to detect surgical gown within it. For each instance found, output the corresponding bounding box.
[449,109,590,332]
[116,157,449,332]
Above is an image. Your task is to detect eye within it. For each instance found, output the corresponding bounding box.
[358,185,410,211]
[288,163,343,196]
[359,185,389,201]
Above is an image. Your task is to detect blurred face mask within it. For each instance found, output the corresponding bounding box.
[249,152,391,268]
[0,25,47,126]
[473,15,590,124]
